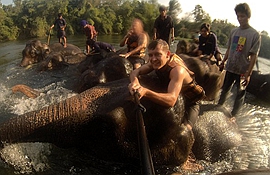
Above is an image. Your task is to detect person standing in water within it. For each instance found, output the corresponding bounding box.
[218,3,261,122]
[50,13,67,48]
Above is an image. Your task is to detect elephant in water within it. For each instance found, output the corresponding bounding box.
[246,70,270,103]
[1,75,241,168]
[7,48,241,168]
[21,40,86,70]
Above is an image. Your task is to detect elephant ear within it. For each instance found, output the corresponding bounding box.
[201,72,221,101]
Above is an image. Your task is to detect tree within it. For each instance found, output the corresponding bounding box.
[168,0,181,23]
[192,5,211,24]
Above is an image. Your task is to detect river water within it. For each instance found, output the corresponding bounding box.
[0,35,270,175]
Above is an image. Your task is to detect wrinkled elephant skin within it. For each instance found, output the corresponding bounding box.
[0,76,241,166]
[76,51,133,93]
[1,77,193,165]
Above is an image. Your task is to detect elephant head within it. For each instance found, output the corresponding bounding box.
[76,51,133,93]
[21,40,87,69]
[21,40,50,67]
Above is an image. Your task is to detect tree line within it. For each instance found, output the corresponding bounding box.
[1,0,270,59]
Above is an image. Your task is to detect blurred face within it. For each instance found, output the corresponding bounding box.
[159,10,166,17]
[131,20,142,34]
[148,45,170,70]
[236,12,249,28]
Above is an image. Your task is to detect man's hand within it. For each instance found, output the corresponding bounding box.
[128,79,146,98]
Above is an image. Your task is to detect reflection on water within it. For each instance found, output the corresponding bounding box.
[0,36,269,174]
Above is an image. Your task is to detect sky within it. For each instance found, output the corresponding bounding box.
[1,0,269,34]
[158,0,269,34]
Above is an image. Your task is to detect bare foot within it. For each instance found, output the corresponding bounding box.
[181,154,204,172]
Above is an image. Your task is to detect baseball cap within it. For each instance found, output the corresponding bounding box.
[80,20,88,26]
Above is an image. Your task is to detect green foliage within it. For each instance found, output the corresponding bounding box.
[0,6,19,40]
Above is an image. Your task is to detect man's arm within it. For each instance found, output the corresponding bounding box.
[120,30,132,47]
[170,27,174,41]
[129,62,153,94]
[120,33,148,58]
[153,28,157,40]
[127,33,147,56]
[130,66,186,107]
[243,53,257,86]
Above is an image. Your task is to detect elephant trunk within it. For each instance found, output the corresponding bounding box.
[0,86,111,147]
[11,84,40,99]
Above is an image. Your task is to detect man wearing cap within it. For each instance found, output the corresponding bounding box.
[80,20,98,54]
[153,5,174,45]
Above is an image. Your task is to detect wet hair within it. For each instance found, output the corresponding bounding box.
[148,39,169,51]
[58,13,62,17]
[234,3,251,18]
[159,5,166,12]
[200,23,210,32]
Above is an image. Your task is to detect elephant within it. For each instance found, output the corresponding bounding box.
[246,70,270,103]
[75,50,134,93]
[21,40,87,70]
[73,50,223,101]
[1,75,241,169]
[5,45,243,172]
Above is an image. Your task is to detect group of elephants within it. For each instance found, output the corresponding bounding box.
[0,40,269,174]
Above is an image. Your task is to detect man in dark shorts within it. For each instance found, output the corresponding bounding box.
[50,13,67,48]
[153,5,174,45]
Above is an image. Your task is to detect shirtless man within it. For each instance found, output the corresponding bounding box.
[119,18,149,69]
[128,39,205,130]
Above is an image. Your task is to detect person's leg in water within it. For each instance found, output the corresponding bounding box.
[63,36,67,48]
[218,71,236,106]
[184,102,200,130]
[231,74,246,117]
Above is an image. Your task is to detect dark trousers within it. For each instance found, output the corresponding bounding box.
[184,100,200,127]
[218,71,246,116]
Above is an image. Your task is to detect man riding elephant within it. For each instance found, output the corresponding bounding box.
[5,40,242,172]
[129,40,205,131]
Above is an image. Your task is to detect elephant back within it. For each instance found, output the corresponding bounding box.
[179,54,221,101]
[90,76,189,165]
[77,52,133,93]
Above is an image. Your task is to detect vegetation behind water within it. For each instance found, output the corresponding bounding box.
[1,0,270,59]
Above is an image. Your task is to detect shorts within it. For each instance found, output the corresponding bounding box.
[57,30,66,39]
